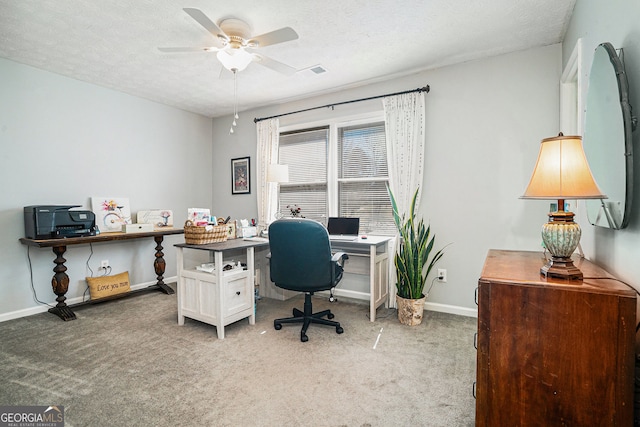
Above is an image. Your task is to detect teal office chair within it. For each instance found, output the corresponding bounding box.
[268,218,349,342]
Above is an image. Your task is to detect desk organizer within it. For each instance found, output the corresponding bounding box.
[184,220,227,244]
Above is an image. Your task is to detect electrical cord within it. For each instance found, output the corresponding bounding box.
[26,246,54,308]
[82,243,96,302]
[424,276,439,300]
[582,276,638,295]
[86,243,94,277]
[27,242,114,306]
[366,307,396,320]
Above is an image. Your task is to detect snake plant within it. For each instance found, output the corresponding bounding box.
[388,185,444,300]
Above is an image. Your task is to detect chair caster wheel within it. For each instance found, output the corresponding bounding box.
[274,322,282,330]
[327,313,335,319]
[336,326,344,334]
[301,334,309,342]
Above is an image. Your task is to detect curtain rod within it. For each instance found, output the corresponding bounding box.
[253,85,430,123]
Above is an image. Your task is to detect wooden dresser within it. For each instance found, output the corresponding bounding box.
[475,249,636,426]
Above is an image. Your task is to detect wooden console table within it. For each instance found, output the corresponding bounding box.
[19,228,184,321]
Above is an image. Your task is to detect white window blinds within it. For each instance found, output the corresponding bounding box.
[338,122,395,235]
[278,127,328,221]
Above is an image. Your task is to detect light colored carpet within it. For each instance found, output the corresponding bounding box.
[0,288,477,427]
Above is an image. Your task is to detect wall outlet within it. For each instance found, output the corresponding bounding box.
[101,260,109,269]
[437,268,447,282]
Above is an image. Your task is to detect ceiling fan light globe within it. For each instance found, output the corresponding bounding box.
[217,49,253,72]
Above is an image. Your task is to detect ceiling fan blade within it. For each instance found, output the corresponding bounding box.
[158,46,218,53]
[183,8,227,48]
[248,27,298,48]
[249,51,297,75]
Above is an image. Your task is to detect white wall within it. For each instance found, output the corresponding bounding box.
[211,44,562,314]
[0,58,213,320]
[563,0,640,292]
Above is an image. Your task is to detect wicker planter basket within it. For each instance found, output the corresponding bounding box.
[184,220,227,244]
[396,294,427,326]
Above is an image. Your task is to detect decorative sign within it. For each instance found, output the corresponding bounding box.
[91,197,132,233]
[137,210,173,228]
[86,271,131,300]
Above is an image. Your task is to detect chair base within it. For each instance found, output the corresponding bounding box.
[274,293,344,342]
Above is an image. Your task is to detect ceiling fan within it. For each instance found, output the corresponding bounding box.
[159,8,299,76]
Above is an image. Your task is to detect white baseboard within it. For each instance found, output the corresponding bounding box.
[0,276,177,323]
[319,289,478,318]
[425,301,478,318]
[326,288,369,301]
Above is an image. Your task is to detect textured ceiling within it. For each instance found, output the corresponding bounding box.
[0,0,576,118]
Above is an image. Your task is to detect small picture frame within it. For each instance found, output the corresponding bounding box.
[231,157,250,195]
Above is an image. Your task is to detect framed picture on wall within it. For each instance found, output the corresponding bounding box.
[231,157,250,195]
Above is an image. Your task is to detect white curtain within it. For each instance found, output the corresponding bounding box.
[256,118,280,234]
[384,91,426,214]
[383,91,426,305]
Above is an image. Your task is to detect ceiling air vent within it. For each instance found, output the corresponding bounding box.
[300,64,328,77]
[310,65,327,74]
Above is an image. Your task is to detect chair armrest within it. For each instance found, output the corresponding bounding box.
[330,252,349,287]
[331,251,349,267]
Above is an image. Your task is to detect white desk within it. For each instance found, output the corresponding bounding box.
[175,239,269,339]
[260,235,391,321]
[329,236,392,322]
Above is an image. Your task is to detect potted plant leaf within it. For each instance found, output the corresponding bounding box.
[388,185,445,325]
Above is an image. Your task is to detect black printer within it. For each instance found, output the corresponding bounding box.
[24,205,97,239]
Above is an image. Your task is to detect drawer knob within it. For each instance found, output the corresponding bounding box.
[236,291,241,295]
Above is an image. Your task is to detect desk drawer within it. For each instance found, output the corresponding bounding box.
[224,274,252,317]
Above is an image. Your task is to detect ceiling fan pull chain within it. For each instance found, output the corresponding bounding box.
[230,70,238,134]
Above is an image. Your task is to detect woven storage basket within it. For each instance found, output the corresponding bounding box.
[184,220,228,244]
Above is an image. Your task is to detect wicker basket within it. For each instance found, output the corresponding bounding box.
[184,220,228,244]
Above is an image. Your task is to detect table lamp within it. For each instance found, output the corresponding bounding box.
[267,164,289,220]
[267,164,289,184]
[521,133,606,280]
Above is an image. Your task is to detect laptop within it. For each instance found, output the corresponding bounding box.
[327,217,360,241]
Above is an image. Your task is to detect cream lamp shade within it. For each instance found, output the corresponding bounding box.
[522,134,606,200]
[267,164,289,183]
[521,133,606,280]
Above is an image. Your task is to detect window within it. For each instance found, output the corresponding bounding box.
[338,122,395,235]
[278,127,328,221]
[278,116,394,235]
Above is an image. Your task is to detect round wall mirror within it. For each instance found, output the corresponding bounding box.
[583,42,636,229]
